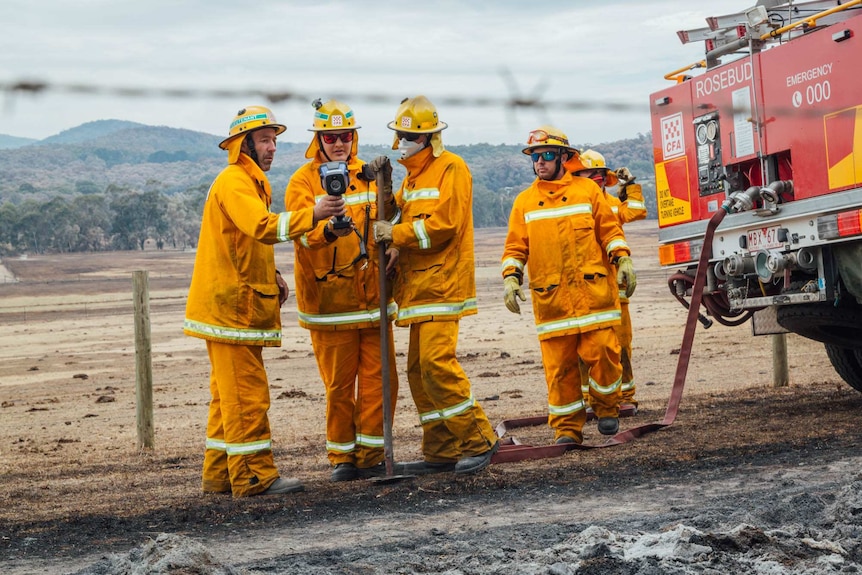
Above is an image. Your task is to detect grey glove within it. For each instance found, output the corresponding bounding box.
[368,155,393,178]
[368,156,393,201]
[373,220,393,244]
[616,167,635,185]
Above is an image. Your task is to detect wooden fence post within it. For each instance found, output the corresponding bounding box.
[772,333,789,388]
[132,270,155,449]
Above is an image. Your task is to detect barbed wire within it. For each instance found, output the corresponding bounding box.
[0,77,836,121]
[0,78,646,114]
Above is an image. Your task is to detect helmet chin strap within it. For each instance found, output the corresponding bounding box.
[319,134,332,163]
[317,133,351,163]
[244,133,261,168]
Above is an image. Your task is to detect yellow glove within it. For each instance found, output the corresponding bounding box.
[616,256,637,298]
[503,276,526,314]
[373,220,393,243]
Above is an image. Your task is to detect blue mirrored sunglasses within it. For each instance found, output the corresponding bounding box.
[531,150,559,162]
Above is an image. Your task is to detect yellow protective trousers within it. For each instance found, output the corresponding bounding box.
[618,299,636,405]
[406,321,497,462]
[310,326,398,468]
[581,301,635,407]
[542,328,622,442]
[202,341,278,498]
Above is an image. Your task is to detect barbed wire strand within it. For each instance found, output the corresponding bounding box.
[0,76,833,121]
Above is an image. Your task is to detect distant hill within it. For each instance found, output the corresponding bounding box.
[0,134,37,149]
[0,121,656,219]
[40,119,147,145]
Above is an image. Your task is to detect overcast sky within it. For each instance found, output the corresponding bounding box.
[1,0,748,147]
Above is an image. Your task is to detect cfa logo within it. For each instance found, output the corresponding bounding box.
[661,113,685,160]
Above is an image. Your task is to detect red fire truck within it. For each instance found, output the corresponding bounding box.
[651,1,862,391]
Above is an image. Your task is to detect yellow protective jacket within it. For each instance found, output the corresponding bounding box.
[390,146,476,326]
[184,153,316,346]
[613,182,647,224]
[607,183,646,304]
[501,172,630,340]
[285,155,396,330]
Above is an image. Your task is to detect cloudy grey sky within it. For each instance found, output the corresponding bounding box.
[1,0,747,146]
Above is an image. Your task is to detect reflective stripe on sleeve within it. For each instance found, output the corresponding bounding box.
[413,220,431,249]
[277,212,291,242]
[501,258,525,274]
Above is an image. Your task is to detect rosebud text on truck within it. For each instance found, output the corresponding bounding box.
[651,1,862,392]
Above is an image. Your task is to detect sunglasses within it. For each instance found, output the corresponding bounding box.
[531,150,559,162]
[396,131,422,142]
[321,131,354,144]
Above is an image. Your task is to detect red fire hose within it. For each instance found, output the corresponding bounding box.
[492,207,729,463]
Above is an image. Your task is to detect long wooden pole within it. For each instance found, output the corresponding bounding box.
[132,270,154,450]
[376,168,396,475]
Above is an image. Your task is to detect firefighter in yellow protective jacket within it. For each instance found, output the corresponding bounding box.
[501,127,637,444]
[184,106,345,497]
[372,96,499,475]
[574,149,647,411]
[284,99,399,482]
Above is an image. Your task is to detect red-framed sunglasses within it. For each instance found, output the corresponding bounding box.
[321,131,354,144]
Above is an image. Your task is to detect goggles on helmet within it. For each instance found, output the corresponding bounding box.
[526,129,570,147]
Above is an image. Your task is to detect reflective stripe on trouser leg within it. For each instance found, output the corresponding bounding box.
[354,325,398,468]
[311,329,360,466]
[541,334,587,442]
[618,301,636,404]
[580,327,623,419]
[578,357,591,407]
[205,340,278,498]
[310,327,398,468]
[407,321,496,461]
[202,364,230,493]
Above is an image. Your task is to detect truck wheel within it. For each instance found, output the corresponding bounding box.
[775,303,862,348]
[824,344,862,393]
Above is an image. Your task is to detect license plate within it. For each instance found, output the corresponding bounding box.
[747,225,783,252]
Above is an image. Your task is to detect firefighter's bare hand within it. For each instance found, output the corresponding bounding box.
[313,195,346,224]
[385,247,399,278]
[327,219,353,238]
[276,271,289,307]
[616,256,637,298]
[503,276,526,314]
[373,220,393,244]
[616,167,635,185]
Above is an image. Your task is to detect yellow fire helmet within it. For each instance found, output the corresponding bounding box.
[521,125,579,157]
[387,95,447,157]
[219,105,286,150]
[305,98,360,159]
[578,149,619,187]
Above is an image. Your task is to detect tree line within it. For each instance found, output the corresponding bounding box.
[0,135,656,255]
[0,184,208,255]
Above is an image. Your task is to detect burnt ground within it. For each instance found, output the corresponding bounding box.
[2,224,861,573]
[4,381,862,574]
